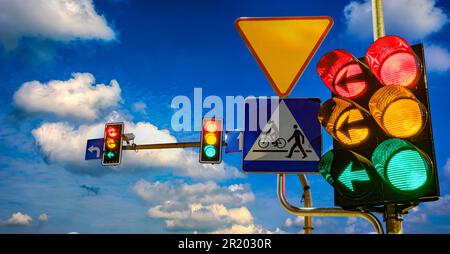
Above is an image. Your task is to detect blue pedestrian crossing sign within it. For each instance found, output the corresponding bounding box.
[242,98,322,173]
[85,138,104,160]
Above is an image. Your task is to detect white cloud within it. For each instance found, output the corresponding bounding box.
[284,216,304,228]
[211,224,285,234]
[425,44,450,72]
[132,180,254,205]
[133,179,262,233]
[343,0,448,41]
[0,0,115,48]
[32,119,242,180]
[14,73,122,120]
[4,212,32,226]
[148,203,253,231]
[38,213,49,223]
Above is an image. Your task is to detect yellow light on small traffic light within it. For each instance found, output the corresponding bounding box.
[205,133,218,145]
[106,138,117,150]
[369,85,426,138]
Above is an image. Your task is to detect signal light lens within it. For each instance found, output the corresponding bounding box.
[205,133,218,145]
[204,145,217,158]
[335,108,369,146]
[106,138,117,150]
[372,139,431,192]
[318,98,371,147]
[366,35,420,88]
[204,120,218,133]
[319,149,374,198]
[317,50,367,98]
[106,126,119,138]
[369,85,426,138]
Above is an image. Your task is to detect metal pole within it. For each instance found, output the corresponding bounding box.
[278,174,384,234]
[372,0,386,40]
[385,204,403,234]
[298,174,313,234]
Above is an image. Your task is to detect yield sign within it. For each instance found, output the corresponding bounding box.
[236,17,333,97]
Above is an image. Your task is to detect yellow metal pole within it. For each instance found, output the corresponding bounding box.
[298,174,313,234]
[372,0,386,40]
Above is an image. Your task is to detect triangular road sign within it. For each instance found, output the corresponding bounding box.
[244,100,320,161]
[236,17,333,97]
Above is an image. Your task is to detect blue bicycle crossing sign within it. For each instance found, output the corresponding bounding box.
[242,98,322,173]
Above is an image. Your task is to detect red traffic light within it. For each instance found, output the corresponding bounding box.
[317,49,368,99]
[106,125,119,139]
[366,35,421,88]
[204,120,218,133]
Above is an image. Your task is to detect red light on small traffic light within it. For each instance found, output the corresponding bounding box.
[317,49,368,99]
[366,36,421,88]
[106,126,119,139]
[204,120,218,133]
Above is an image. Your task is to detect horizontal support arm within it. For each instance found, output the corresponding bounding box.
[122,141,227,150]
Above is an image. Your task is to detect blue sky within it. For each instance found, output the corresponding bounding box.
[0,0,449,234]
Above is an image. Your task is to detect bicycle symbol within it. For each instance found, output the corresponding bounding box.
[258,137,287,149]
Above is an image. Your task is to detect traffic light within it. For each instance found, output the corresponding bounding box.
[199,118,223,164]
[102,122,124,166]
[316,35,439,209]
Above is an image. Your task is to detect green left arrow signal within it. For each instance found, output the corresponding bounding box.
[106,151,115,159]
[338,162,370,191]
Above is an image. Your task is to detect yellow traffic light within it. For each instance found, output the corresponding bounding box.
[318,97,371,147]
[369,85,427,138]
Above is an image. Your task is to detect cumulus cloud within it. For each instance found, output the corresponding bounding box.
[149,203,253,231]
[38,213,49,223]
[14,73,121,120]
[284,216,305,228]
[211,224,285,234]
[3,212,33,226]
[132,179,266,233]
[0,0,115,48]
[425,44,450,73]
[132,180,254,205]
[31,118,242,180]
[343,0,448,41]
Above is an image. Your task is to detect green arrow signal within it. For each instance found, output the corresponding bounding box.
[106,151,115,159]
[338,162,370,191]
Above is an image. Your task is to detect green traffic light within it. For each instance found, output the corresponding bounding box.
[204,145,217,158]
[338,161,369,192]
[319,149,373,197]
[106,151,115,159]
[372,138,431,192]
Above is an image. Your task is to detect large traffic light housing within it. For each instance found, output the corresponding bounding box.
[317,36,439,210]
[102,122,124,166]
[199,118,223,164]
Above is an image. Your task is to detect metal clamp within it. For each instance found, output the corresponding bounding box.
[277,173,384,234]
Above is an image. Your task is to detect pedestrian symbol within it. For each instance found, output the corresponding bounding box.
[243,98,322,173]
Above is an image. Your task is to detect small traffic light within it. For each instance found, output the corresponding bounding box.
[316,35,439,209]
[199,118,223,164]
[102,122,124,166]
